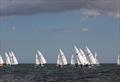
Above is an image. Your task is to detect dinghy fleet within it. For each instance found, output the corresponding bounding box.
[0,46,120,67]
[0,51,18,66]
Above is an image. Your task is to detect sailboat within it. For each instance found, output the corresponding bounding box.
[94,52,100,65]
[85,47,96,65]
[5,52,11,66]
[57,49,67,67]
[9,51,18,65]
[117,55,120,65]
[36,50,47,66]
[70,54,75,65]
[74,46,86,65]
[0,55,4,67]
[79,48,90,65]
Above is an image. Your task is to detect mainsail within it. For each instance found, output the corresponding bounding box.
[74,46,86,65]
[117,55,120,65]
[85,47,96,65]
[9,51,18,65]
[5,52,11,65]
[79,48,90,65]
[71,54,75,65]
[57,49,67,66]
[0,55,4,65]
[94,52,100,65]
[36,50,47,65]
[57,54,60,65]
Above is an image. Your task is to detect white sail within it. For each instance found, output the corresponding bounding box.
[59,49,68,65]
[9,51,18,65]
[57,54,60,65]
[0,55,4,65]
[71,54,75,65]
[76,56,81,65]
[85,47,97,65]
[36,54,40,65]
[94,52,100,65]
[117,55,120,65]
[79,48,90,65]
[74,46,86,65]
[57,54,63,65]
[37,50,47,64]
[5,52,11,65]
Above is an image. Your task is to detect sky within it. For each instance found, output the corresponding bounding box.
[0,0,120,63]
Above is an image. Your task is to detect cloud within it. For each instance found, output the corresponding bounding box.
[0,0,120,18]
[11,26,16,31]
[79,10,101,22]
[81,28,89,32]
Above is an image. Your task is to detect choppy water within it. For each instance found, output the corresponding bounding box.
[0,64,120,82]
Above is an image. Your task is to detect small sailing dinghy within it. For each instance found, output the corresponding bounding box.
[117,55,120,65]
[0,55,4,67]
[94,52,100,65]
[74,46,86,66]
[9,51,18,65]
[70,54,75,65]
[57,49,67,68]
[36,50,47,67]
[5,52,11,66]
[79,48,90,65]
[85,47,97,65]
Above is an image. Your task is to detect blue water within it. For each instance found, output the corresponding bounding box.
[0,64,120,82]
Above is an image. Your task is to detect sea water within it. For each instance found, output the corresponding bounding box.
[0,64,120,82]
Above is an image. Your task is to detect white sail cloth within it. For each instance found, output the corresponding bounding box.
[85,47,99,65]
[36,50,47,65]
[74,46,87,65]
[117,55,120,65]
[71,54,75,65]
[57,49,67,65]
[94,52,100,65]
[5,51,18,65]
[79,48,90,65]
[5,52,11,65]
[0,55,4,65]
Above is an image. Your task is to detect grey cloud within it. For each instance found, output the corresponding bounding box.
[0,0,120,18]
[81,28,89,32]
